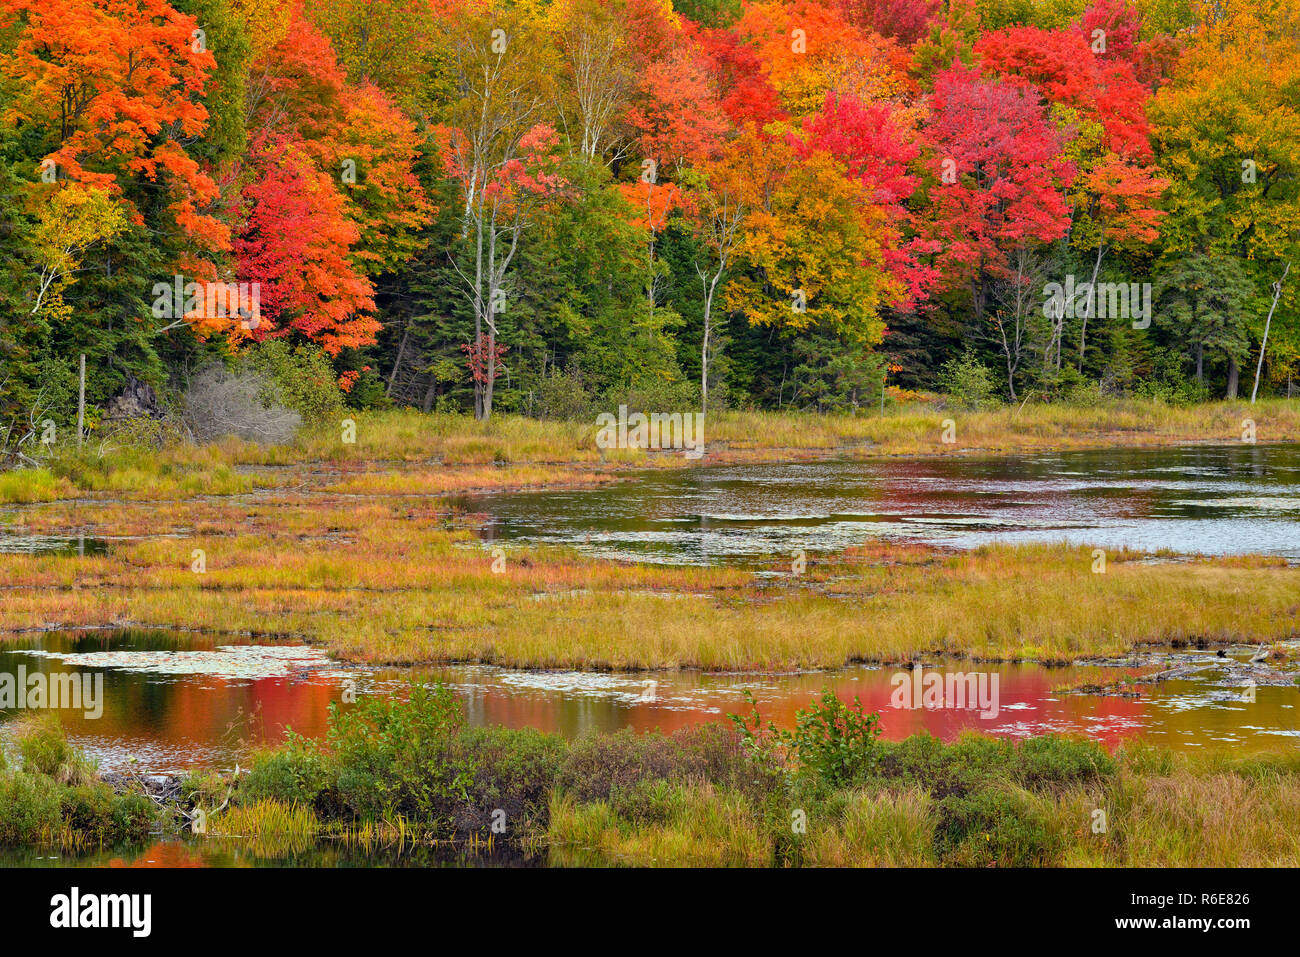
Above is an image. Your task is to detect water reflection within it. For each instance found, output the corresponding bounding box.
[0,836,540,868]
[1,631,1295,775]
[458,443,1300,564]
[0,534,110,556]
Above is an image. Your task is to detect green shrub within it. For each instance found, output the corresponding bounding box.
[180,768,230,810]
[326,682,476,826]
[731,688,881,790]
[936,788,1066,867]
[871,733,1114,798]
[1013,735,1115,790]
[670,723,755,793]
[601,375,700,417]
[452,726,567,834]
[241,732,334,809]
[533,369,593,420]
[248,340,345,425]
[558,728,688,803]
[341,368,393,411]
[59,783,155,844]
[0,771,61,844]
[939,350,1000,410]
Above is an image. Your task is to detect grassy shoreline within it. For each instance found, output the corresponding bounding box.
[3,399,1298,504]
[1,399,1297,670]
[1,494,1297,669]
[7,690,1299,867]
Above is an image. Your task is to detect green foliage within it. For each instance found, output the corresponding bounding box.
[601,372,700,416]
[939,350,1001,410]
[247,340,346,425]
[326,682,476,825]
[242,732,334,809]
[171,0,250,165]
[0,724,155,847]
[731,688,882,790]
[672,0,742,28]
[869,732,1115,798]
[532,368,594,420]
[558,728,696,803]
[0,772,61,845]
[1153,252,1258,389]
[451,726,567,833]
[934,787,1067,866]
[789,331,886,413]
[59,784,155,845]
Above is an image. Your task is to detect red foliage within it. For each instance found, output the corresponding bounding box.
[974,25,1154,160]
[461,335,509,385]
[626,47,731,172]
[837,0,941,46]
[926,64,1076,283]
[234,134,377,355]
[794,91,936,306]
[693,25,785,128]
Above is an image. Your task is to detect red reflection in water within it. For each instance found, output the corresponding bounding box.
[106,841,208,868]
[454,665,1152,750]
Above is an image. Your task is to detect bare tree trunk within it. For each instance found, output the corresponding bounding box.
[473,212,485,420]
[701,303,711,413]
[1226,356,1239,400]
[76,354,85,449]
[1078,243,1104,373]
[387,324,410,398]
[484,220,498,420]
[698,267,724,414]
[1251,262,1291,403]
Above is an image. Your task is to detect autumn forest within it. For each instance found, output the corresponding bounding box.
[1,0,1298,431]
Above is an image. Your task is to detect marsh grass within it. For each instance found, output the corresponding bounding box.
[5,399,1298,504]
[2,488,1297,668]
[238,694,1300,867]
[209,801,319,857]
[803,788,937,866]
[0,721,154,849]
[0,468,70,503]
[545,785,770,867]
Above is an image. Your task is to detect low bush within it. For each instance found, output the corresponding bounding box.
[731,687,881,790]
[182,364,301,445]
[452,725,567,833]
[0,771,62,844]
[938,350,1000,410]
[934,787,1067,867]
[242,732,334,810]
[327,682,477,826]
[247,340,346,425]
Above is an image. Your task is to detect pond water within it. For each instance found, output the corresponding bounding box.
[2,631,1296,777]
[0,533,110,556]
[4,443,1299,865]
[460,443,1300,565]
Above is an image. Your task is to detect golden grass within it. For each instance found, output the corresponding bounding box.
[545,786,770,867]
[543,750,1300,867]
[209,801,320,858]
[1,491,1297,669]
[5,399,1297,504]
[804,788,937,866]
[0,469,73,504]
[1076,749,1300,867]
